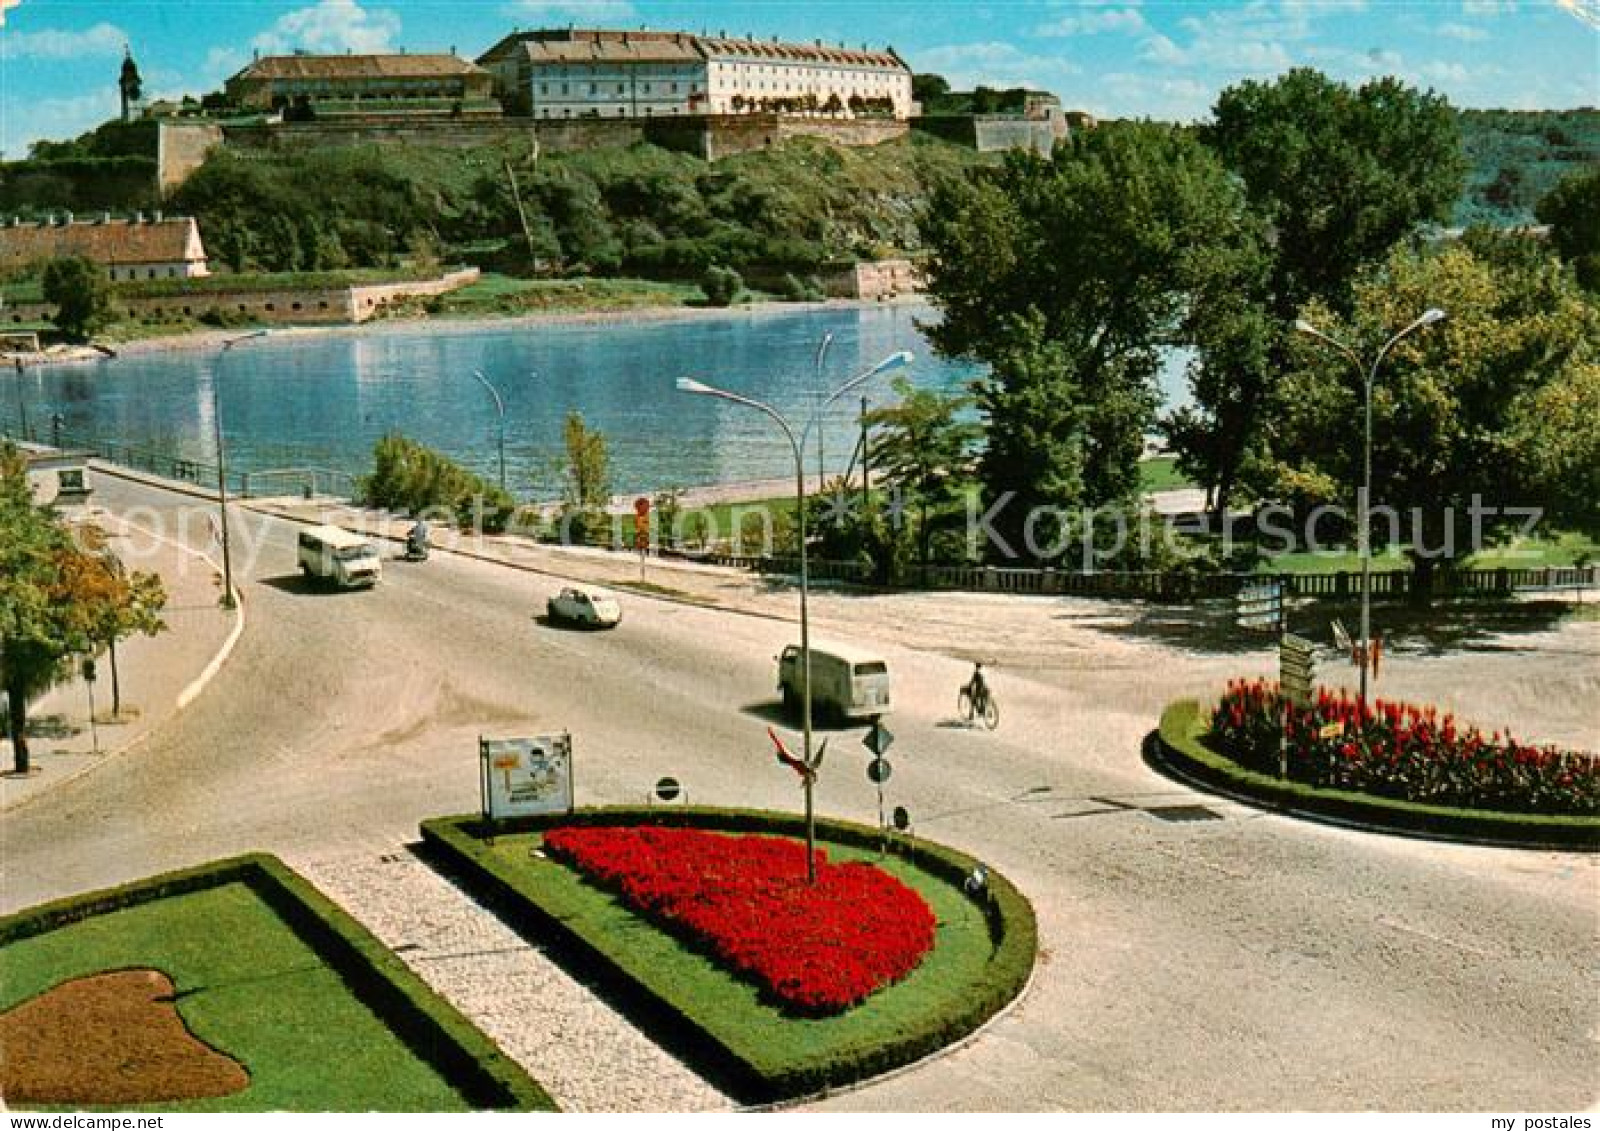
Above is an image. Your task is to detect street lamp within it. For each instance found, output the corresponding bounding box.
[1294,308,1445,709]
[678,348,912,882]
[210,329,269,610]
[813,332,833,492]
[470,369,508,494]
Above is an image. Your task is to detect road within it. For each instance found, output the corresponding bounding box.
[3,474,1596,1111]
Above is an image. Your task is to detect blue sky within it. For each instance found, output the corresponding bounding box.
[1,1,1596,158]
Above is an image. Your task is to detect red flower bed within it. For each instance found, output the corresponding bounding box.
[1209,679,1598,816]
[542,825,937,1014]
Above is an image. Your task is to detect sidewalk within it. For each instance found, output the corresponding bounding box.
[0,508,241,811]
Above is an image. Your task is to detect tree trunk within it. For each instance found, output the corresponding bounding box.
[6,680,29,774]
[109,638,122,718]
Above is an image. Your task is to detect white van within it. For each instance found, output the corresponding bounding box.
[297,525,382,589]
[777,641,892,722]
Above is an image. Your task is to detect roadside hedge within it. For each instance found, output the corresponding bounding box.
[0,854,555,1112]
[421,806,1037,1103]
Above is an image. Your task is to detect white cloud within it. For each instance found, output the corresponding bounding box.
[916,41,1080,92]
[0,90,118,159]
[251,0,401,56]
[0,21,126,61]
[1462,0,1517,15]
[0,0,22,29]
[1097,71,1214,121]
[1418,61,1472,84]
[503,0,638,24]
[1437,22,1489,40]
[202,46,249,85]
[1036,7,1147,38]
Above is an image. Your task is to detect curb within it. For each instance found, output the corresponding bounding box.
[1144,706,1600,853]
[1,508,244,814]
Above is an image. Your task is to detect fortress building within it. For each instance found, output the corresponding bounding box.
[476,29,913,120]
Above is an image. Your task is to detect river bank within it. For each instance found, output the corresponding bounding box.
[48,293,933,368]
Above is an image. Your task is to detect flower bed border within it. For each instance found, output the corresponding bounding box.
[420,807,1037,1104]
[0,854,556,1112]
[1148,700,1600,851]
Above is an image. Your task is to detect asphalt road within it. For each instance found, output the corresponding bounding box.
[3,474,1596,1112]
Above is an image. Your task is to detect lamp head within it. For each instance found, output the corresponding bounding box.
[870,350,913,377]
[1419,308,1446,326]
[1293,319,1318,335]
[676,377,717,396]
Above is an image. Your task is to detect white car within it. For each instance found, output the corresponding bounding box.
[546,586,622,628]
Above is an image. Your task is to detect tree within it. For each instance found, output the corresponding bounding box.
[700,264,743,307]
[561,412,611,540]
[920,120,1257,556]
[912,73,950,106]
[56,527,168,719]
[0,446,166,771]
[1172,69,1468,517]
[41,256,112,340]
[865,376,981,567]
[1266,241,1598,588]
[1536,164,1600,292]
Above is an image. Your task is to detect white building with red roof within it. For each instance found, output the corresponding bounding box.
[0,213,209,282]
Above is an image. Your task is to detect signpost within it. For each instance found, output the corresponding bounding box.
[479,734,574,822]
[1279,634,1317,708]
[1235,579,1285,634]
[633,497,650,581]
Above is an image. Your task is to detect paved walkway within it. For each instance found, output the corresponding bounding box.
[0,507,239,811]
[291,850,732,1113]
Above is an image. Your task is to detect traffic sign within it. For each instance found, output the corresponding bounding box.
[655,776,681,802]
[1280,635,1317,707]
[867,757,892,784]
[863,719,894,758]
[892,805,911,831]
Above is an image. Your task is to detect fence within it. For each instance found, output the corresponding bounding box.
[659,548,1597,604]
[0,412,357,501]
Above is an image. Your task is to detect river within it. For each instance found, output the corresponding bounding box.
[14,304,1189,497]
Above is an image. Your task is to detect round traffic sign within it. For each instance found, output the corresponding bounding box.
[655,776,681,802]
[867,757,892,784]
[892,805,911,831]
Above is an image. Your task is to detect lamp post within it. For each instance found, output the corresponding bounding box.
[210,329,269,610]
[813,332,833,492]
[470,369,508,494]
[678,348,912,882]
[1294,308,1445,708]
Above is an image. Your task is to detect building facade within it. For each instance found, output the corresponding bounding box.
[477,29,912,121]
[224,53,497,115]
[0,214,209,282]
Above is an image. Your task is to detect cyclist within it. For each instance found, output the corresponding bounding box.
[967,662,989,709]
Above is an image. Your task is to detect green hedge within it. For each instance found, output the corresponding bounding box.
[0,854,555,1112]
[1152,700,1600,851]
[421,806,1036,1103]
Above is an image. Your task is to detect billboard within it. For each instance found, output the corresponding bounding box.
[480,734,574,820]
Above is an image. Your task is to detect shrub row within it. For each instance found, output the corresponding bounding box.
[1152,699,1600,850]
[0,853,555,1112]
[421,807,1037,1103]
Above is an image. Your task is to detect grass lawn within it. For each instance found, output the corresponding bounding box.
[1260,531,1599,575]
[1,882,477,1112]
[431,274,702,316]
[469,825,1002,1092]
[1138,456,1195,493]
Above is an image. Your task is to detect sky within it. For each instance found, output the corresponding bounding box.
[1,0,1596,158]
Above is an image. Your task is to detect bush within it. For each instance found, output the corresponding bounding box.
[700,264,743,307]
[358,433,514,532]
[1209,680,1598,815]
[779,272,825,302]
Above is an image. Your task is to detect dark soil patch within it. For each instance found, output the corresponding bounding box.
[0,969,249,1105]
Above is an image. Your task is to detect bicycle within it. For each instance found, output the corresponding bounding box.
[957,675,999,730]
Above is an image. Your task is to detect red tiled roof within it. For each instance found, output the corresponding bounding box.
[481,29,906,71]
[0,217,206,268]
[233,54,489,81]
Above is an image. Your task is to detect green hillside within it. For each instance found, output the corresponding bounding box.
[1455,108,1600,227]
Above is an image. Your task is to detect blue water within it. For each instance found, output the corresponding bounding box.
[21,304,1188,497]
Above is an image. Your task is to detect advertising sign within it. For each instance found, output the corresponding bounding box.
[480,734,574,820]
